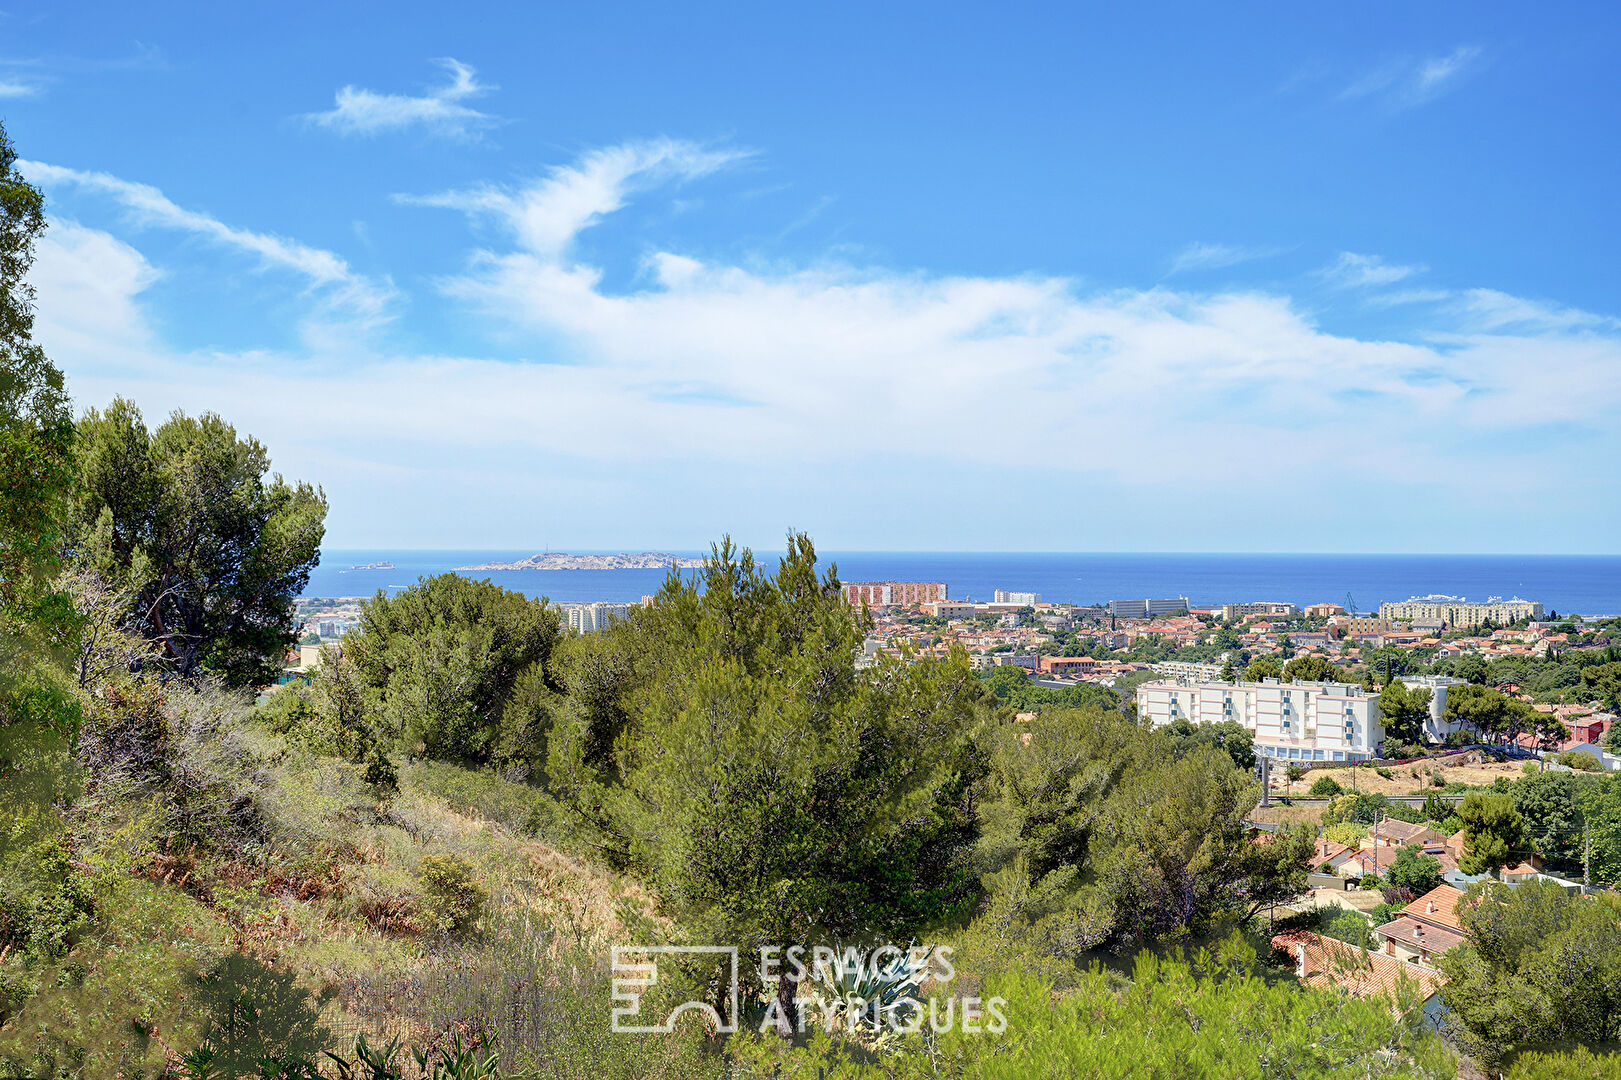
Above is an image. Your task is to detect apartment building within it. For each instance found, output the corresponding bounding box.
[1137,677,1384,762]
[994,589,1042,605]
[1109,596,1191,618]
[1153,660,1226,682]
[923,599,980,619]
[844,581,947,608]
[1379,595,1545,629]
[568,602,632,634]
[1220,601,1298,621]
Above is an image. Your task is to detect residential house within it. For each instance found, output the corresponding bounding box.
[1339,846,1402,879]
[1374,884,1467,969]
[1272,931,1445,1020]
[1312,838,1351,869]
[1368,820,1446,849]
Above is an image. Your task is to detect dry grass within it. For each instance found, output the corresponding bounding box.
[1247,803,1327,826]
[1274,752,1523,797]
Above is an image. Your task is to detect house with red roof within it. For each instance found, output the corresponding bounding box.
[1272,931,1444,1019]
[1374,884,1467,968]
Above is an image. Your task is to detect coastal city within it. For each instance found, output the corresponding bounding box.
[293,581,1620,773]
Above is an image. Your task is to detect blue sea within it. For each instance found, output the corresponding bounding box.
[303,551,1621,617]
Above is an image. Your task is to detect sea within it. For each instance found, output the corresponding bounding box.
[303,551,1621,617]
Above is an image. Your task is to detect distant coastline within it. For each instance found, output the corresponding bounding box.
[455,551,707,572]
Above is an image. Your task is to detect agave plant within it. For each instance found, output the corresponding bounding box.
[804,946,934,1047]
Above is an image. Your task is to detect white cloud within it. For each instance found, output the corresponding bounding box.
[1456,288,1619,333]
[24,138,1621,549]
[306,59,497,139]
[20,159,395,332]
[392,140,1620,487]
[1167,242,1282,275]
[399,138,747,261]
[1317,251,1425,289]
[31,220,161,368]
[1342,46,1483,109]
[1414,47,1483,99]
[0,78,38,97]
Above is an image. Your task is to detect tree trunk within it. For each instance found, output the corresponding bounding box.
[774,967,799,1038]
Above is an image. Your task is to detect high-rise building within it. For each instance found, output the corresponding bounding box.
[994,590,1042,605]
[1378,596,1544,629]
[844,581,947,608]
[568,602,632,634]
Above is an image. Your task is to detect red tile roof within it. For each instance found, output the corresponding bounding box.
[1272,931,1444,1002]
[1373,915,1466,954]
[1401,885,1465,933]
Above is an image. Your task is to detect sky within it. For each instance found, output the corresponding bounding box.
[5,2,1620,553]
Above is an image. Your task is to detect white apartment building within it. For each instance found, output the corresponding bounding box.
[1379,595,1544,629]
[1220,601,1298,621]
[1153,660,1226,682]
[1110,597,1191,618]
[925,600,981,619]
[568,602,632,634]
[1137,678,1384,762]
[994,590,1042,605]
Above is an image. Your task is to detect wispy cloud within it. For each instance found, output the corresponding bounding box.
[0,78,38,97]
[1167,242,1282,275]
[1456,288,1620,333]
[21,159,395,330]
[1317,251,1426,289]
[1342,46,1483,109]
[306,58,497,140]
[25,137,1621,550]
[400,138,748,260]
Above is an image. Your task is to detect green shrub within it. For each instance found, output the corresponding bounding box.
[1522,761,1540,776]
[0,839,94,969]
[1309,776,1343,797]
[416,854,487,936]
[1558,750,1602,772]
[1321,909,1371,948]
[1375,767,1394,780]
[1322,822,1366,847]
[1503,1046,1621,1079]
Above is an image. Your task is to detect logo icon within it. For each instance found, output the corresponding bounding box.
[610,945,739,1033]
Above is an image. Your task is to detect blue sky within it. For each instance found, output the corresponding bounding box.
[6,2,1620,551]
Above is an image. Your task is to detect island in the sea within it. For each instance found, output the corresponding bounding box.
[455,552,707,572]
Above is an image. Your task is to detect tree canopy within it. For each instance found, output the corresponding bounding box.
[1280,656,1347,684]
[68,399,327,687]
[1440,882,1621,1062]
[1444,684,1537,746]
[284,573,565,765]
[558,536,987,1030]
[1456,792,1528,875]
[0,121,73,628]
[1377,680,1433,745]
